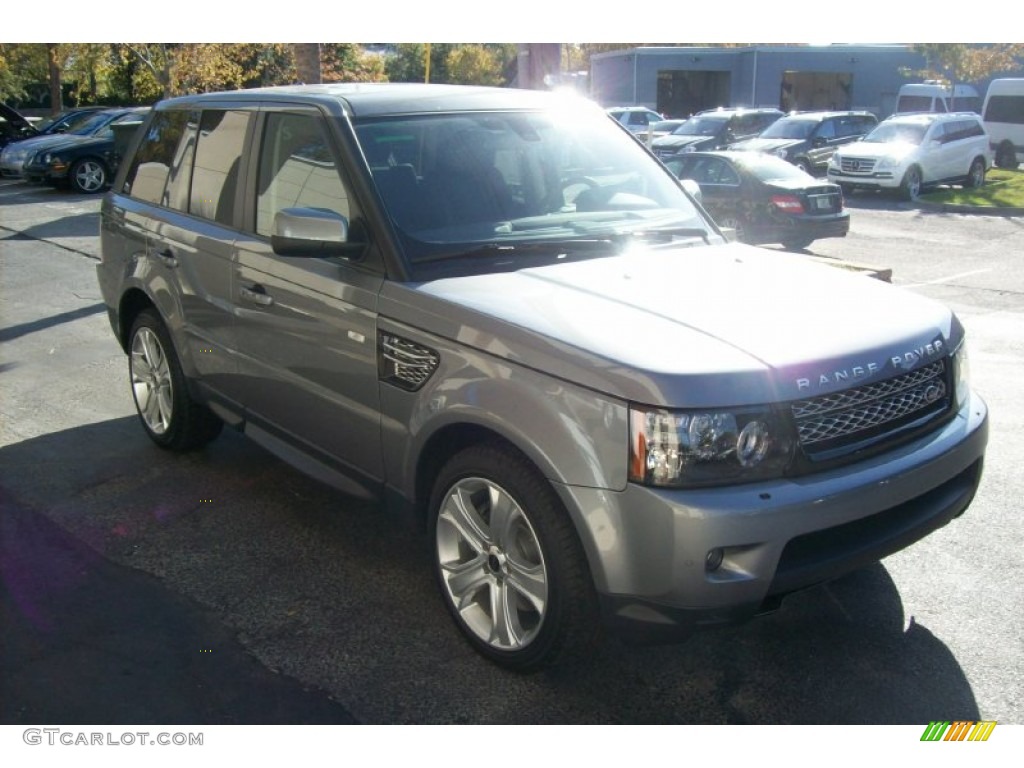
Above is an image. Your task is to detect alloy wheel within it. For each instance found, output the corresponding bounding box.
[435,476,549,651]
[130,326,174,435]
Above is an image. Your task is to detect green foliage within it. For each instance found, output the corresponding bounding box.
[910,44,1024,85]
[385,44,516,86]
[320,44,386,83]
[921,168,1024,208]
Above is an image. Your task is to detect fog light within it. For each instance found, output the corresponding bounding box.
[705,547,724,572]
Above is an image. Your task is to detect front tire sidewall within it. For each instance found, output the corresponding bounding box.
[429,444,594,672]
[900,167,922,201]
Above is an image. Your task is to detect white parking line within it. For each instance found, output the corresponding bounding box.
[901,268,993,288]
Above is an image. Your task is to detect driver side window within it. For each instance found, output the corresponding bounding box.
[255,112,352,238]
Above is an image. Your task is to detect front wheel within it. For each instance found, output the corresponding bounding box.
[128,309,223,451]
[900,166,922,201]
[430,443,599,672]
[69,158,108,194]
[716,215,747,243]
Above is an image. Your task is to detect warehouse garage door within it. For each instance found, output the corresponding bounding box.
[780,71,853,111]
[657,70,731,118]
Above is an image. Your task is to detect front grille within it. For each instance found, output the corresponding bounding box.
[840,157,876,174]
[790,359,951,459]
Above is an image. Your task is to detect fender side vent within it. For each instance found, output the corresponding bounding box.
[379,333,439,391]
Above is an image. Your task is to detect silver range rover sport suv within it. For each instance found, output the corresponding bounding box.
[96,84,988,672]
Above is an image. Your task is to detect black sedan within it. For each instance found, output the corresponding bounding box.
[21,108,146,193]
[665,151,849,251]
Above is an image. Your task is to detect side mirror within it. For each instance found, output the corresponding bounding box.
[270,207,365,259]
[679,178,702,204]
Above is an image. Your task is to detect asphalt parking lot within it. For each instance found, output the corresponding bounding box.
[1,178,1023,727]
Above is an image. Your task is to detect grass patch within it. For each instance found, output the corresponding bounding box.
[921,168,1024,208]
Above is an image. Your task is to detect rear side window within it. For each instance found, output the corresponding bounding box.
[122,111,190,204]
[255,112,351,238]
[189,110,251,226]
[984,95,1024,124]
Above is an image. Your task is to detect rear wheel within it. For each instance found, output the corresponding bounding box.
[995,142,1017,169]
[717,215,747,243]
[430,442,599,672]
[783,236,814,251]
[900,166,922,201]
[128,309,223,451]
[966,158,986,189]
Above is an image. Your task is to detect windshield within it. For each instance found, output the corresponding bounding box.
[69,111,119,136]
[671,115,728,137]
[759,118,816,140]
[354,108,708,274]
[863,122,927,145]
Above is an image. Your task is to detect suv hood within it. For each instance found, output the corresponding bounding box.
[387,244,957,407]
[652,134,713,151]
[837,141,917,161]
[731,137,801,153]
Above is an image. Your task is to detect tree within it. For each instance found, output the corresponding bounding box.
[320,44,386,83]
[910,44,1024,86]
[446,45,503,86]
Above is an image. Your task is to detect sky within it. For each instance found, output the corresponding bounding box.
[3,2,1016,45]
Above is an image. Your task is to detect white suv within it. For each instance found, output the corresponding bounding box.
[827,112,990,200]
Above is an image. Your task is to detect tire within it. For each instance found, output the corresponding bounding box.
[128,308,223,451]
[995,143,1017,170]
[69,158,108,194]
[717,215,747,243]
[900,166,922,201]
[966,158,986,189]
[429,442,599,672]
[783,236,814,251]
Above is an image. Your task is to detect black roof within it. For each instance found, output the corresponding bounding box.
[157,83,584,118]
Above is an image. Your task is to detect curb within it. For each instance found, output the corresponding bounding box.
[916,201,1024,216]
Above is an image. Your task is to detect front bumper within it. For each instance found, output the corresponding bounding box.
[22,159,67,184]
[554,389,988,642]
[827,167,902,190]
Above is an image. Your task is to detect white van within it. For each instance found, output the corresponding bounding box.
[895,82,981,115]
[982,78,1024,168]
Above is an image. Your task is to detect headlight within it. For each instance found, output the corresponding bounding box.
[41,153,52,164]
[774,147,788,159]
[953,340,971,410]
[629,404,795,488]
[876,156,902,171]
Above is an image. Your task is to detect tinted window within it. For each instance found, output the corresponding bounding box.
[122,110,190,204]
[190,110,250,226]
[255,112,351,238]
[984,95,1024,124]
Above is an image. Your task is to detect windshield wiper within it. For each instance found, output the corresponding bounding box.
[417,239,620,263]
[613,226,711,245]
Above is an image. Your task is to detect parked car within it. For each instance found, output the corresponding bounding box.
[827,112,990,200]
[665,150,849,250]
[96,84,986,671]
[22,108,147,193]
[981,78,1024,169]
[0,103,106,151]
[0,108,136,179]
[729,111,878,175]
[651,108,783,159]
[606,106,664,134]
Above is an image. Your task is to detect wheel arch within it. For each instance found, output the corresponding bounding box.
[117,287,157,352]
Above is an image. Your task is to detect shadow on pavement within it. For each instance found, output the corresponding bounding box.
[0,417,982,724]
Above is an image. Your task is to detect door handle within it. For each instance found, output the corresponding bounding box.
[240,284,274,307]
